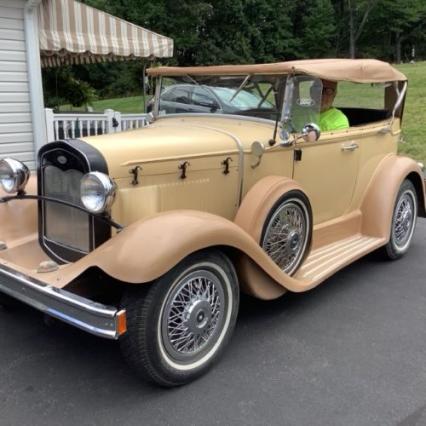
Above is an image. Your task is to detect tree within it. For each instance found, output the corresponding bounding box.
[374,0,426,63]
[244,0,299,62]
[346,0,377,58]
[300,0,337,58]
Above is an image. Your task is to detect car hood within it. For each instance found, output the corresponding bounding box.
[81,116,274,179]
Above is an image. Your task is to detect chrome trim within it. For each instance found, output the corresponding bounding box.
[0,263,124,339]
[341,142,359,152]
[81,172,117,214]
[0,158,30,194]
[40,146,96,263]
[392,81,407,118]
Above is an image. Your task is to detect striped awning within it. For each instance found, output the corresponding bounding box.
[38,0,173,67]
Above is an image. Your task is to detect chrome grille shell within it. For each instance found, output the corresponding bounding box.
[37,139,110,264]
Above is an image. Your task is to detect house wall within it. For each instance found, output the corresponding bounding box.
[0,0,35,169]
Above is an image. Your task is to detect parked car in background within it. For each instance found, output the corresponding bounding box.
[0,59,424,387]
[147,83,275,117]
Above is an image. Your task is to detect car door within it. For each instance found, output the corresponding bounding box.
[292,131,360,225]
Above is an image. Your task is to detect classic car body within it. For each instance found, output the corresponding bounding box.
[0,59,424,386]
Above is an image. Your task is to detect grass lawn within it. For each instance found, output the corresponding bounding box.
[60,61,425,162]
[395,62,426,163]
[90,96,146,113]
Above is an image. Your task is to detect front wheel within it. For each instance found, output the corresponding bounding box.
[120,250,239,387]
[381,179,418,260]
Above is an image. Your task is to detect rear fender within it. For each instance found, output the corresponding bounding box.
[235,175,309,242]
[360,154,425,239]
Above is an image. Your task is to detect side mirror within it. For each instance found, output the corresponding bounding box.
[301,122,321,142]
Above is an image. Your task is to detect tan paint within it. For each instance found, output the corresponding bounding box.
[0,154,423,299]
[349,119,399,211]
[83,117,278,225]
[293,132,360,224]
[360,154,424,238]
[310,210,362,250]
[0,176,38,245]
[111,152,241,224]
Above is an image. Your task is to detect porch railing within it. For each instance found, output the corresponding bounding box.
[45,108,149,142]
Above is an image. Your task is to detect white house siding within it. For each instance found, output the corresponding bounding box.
[0,0,35,169]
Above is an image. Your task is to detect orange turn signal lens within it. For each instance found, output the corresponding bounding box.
[117,309,127,336]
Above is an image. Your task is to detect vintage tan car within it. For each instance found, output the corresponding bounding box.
[0,59,424,387]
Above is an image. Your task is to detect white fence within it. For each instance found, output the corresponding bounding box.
[45,108,149,142]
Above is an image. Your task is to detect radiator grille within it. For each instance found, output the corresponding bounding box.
[43,166,90,253]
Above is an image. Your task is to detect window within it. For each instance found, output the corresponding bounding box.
[192,87,217,108]
[334,82,390,126]
[162,86,192,104]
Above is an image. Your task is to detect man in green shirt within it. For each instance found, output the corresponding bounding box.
[318,80,349,132]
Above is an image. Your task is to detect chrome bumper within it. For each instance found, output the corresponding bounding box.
[0,264,125,339]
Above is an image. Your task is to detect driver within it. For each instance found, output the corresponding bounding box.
[315,80,349,132]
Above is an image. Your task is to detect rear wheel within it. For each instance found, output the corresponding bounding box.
[382,179,418,260]
[120,250,239,387]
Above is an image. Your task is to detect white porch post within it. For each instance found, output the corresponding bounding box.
[24,0,46,160]
[44,108,55,142]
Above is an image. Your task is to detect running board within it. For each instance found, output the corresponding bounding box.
[294,234,386,283]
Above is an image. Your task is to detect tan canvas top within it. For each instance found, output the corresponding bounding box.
[147,59,406,83]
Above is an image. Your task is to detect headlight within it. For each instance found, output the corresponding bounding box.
[0,158,30,194]
[80,172,116,214]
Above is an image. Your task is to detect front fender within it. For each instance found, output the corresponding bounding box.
[58,209,305,296]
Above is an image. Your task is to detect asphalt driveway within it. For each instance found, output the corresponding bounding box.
[1,219,426,426]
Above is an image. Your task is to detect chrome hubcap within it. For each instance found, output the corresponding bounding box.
[393,191,415,249]
[262,200,308,274]
[161,270,225,362]
[184,299,212,335]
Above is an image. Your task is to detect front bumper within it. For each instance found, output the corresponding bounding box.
[0,263,126,339]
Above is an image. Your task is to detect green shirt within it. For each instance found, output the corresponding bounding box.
[319,107,349,132]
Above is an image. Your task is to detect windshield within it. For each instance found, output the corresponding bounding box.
[157,75,282,120]
[282,75,322,133]
[209,87,274,109]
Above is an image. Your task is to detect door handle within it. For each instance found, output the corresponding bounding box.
[341,142,359,152]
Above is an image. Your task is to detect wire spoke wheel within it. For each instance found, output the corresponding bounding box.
[382,180,418,260]
[161,269,226,363]
[392,191,415,248]
[261,196,310,275]
[120,250,239,387]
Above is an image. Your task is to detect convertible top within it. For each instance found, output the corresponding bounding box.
[147,59,406,83]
